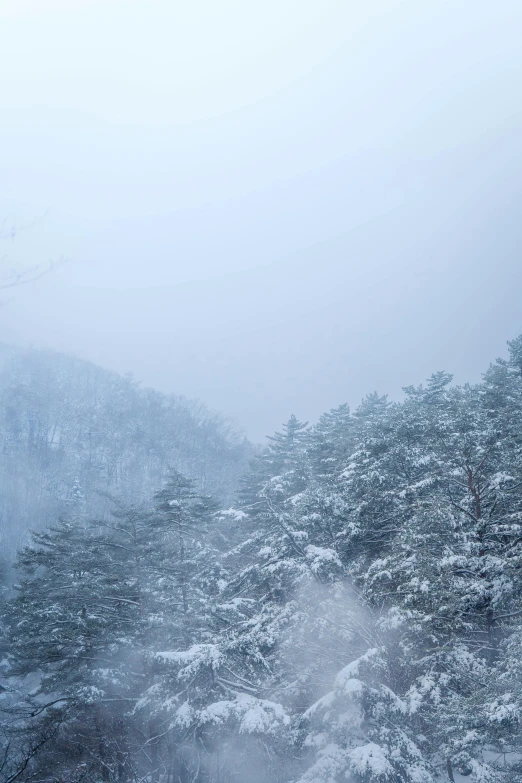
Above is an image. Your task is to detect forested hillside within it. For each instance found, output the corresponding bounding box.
[2,337,522,782]
[0,345,250,555]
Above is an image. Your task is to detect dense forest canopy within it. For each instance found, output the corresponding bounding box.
[2,336,522,782]
[0,344,251,556]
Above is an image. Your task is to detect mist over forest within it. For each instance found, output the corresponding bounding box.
[2,1,522,782]
[0,344,251,557]
[2,336,522,782]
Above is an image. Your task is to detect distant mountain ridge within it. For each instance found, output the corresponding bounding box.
[0,343,252,553]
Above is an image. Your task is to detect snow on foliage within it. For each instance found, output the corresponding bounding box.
[5,339,522,781]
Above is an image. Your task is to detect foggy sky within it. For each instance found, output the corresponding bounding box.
[1,0,522,441]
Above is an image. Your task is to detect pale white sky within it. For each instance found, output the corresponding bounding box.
[2,0,522,439]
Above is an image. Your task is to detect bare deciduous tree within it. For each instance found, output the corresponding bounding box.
[0,218,64,293]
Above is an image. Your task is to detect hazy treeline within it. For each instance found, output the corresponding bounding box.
[0,344,251,556]
[3,337,522,781]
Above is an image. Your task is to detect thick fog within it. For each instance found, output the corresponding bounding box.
[2,0,522,440]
